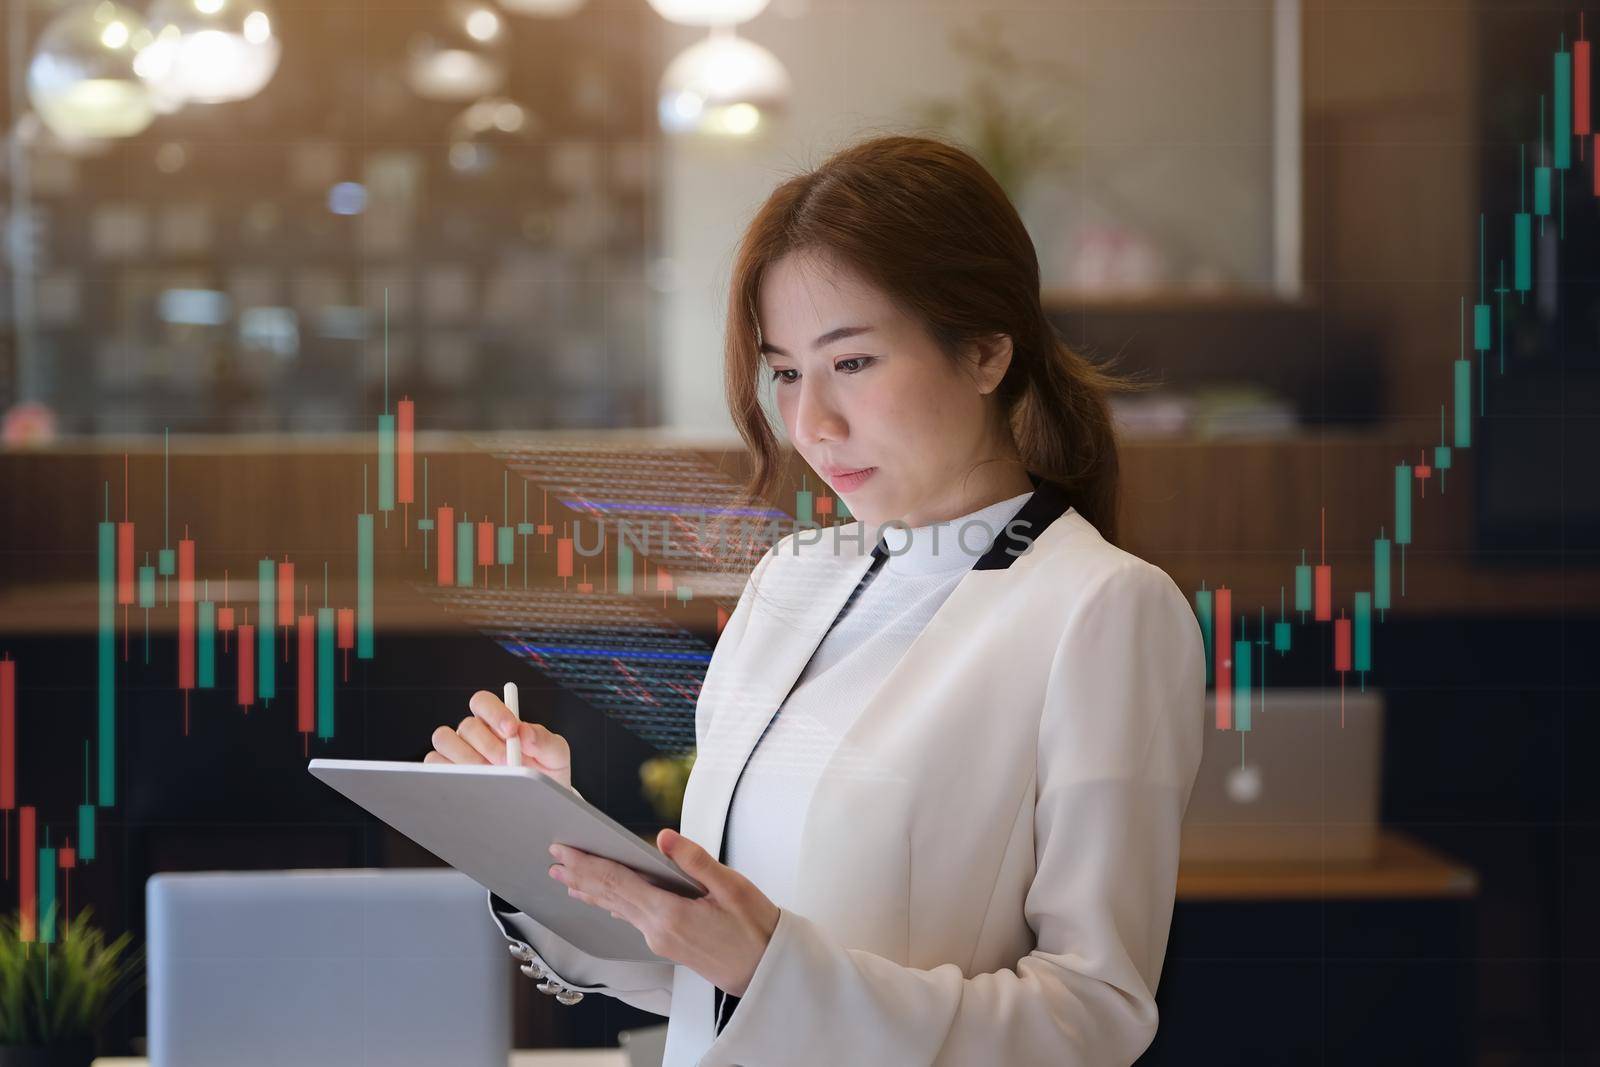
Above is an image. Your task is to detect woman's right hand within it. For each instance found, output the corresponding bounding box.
[426,689,573,792]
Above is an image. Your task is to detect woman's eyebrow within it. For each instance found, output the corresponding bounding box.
[759,324,875,357]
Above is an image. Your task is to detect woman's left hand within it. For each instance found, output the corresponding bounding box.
[548,828,780,997]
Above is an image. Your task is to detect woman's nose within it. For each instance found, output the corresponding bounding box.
[793,378,845,444]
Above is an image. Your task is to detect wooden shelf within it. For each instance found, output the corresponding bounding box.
[1041,288,1313,312]
[1177,830,1479,902]
[1,430,1593,624]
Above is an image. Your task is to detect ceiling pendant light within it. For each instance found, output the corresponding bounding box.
[139,0,281,107]
[498,0,589,16]
[645,0,770,27]
[447,96,540,176]
[27,1,159,140]
[658,27,787,138]
[406,1,508,102]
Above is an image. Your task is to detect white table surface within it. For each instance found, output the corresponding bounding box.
[94,1052,627,1066]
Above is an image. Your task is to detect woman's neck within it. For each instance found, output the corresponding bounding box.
[892,461,1035,529]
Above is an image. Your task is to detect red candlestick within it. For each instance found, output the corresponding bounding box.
[178,539,196,690]
[1214,588,1233,730]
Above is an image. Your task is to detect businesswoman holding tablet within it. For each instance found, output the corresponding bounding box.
[427,134,1206,1066]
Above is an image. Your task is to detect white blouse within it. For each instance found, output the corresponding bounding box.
[721,488,1036,908]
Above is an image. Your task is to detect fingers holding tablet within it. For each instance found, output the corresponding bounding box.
[425,689,574,792]
[429,722,488,765]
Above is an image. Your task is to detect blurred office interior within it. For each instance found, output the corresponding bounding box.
[0,0,1597,1063]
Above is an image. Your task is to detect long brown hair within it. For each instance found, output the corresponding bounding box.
[724,133,1141,547]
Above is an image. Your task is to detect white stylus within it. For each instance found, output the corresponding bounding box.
[503,682,523,767]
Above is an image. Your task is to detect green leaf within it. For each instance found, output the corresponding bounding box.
[0,908,143,1046]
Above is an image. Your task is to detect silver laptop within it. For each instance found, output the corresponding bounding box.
[1180,687,1384,864]
[147,868,510,1067]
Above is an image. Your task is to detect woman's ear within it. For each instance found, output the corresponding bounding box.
[968,333,1015,395]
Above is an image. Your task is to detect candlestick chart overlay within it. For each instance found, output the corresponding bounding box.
[0,28,1595,965]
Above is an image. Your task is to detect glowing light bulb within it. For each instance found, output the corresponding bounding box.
[657,31,786,137]
[142,0,281,105]
[27,1,157,139]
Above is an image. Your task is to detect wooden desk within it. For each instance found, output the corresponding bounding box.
[1176,829,1479,901]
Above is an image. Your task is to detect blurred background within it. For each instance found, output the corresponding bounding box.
[0,0,1596,1063]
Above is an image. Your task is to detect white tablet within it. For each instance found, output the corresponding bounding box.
[308,759,706,964]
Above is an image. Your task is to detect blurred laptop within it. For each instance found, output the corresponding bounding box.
[147,868,510,1067]
[620,1023,668,1067]
[1180,687,1384,864]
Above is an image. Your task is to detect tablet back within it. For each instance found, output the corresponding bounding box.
[308,759,704,964]
[147,868,509,1067]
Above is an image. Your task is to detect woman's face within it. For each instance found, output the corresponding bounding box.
[757,250,1013,530]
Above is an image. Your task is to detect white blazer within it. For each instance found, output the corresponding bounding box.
[490,478,1206,1066]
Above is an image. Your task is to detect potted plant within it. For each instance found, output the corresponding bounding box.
[906,12,1080,204]
[639,749,697,827]
[0,908,142,1067]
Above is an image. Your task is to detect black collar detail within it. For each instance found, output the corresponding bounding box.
[864,472,1069,572]
[971,471,1071,571]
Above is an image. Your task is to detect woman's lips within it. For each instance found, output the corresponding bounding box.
[828,466,877,491]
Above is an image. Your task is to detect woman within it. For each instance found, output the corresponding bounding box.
[427,134,1205,1066]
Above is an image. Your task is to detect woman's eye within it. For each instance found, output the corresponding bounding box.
[769,358,871,384]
